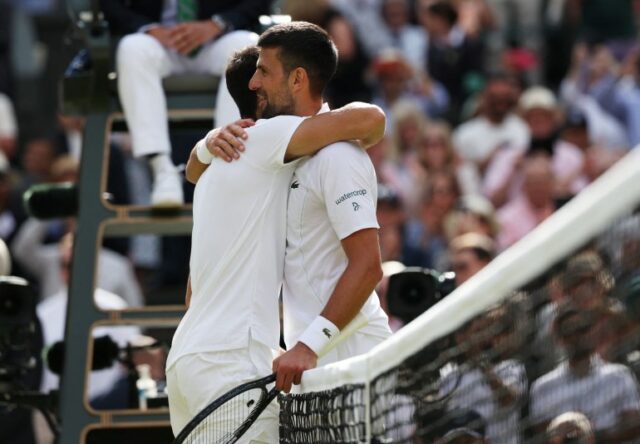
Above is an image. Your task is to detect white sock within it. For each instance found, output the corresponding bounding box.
[149,154,175,176]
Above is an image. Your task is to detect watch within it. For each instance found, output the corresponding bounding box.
[211,15,231,33]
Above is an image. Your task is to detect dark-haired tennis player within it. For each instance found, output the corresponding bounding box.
[189,19,391,397]
[167,22,385,442]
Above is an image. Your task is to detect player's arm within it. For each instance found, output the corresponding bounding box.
[318,229,383,329]
[185,119,254,184]
[193,102,384,168]
[284,102,385,161]
[272,228,382,392]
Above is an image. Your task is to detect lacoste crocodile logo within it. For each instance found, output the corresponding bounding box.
[291,181,299,189]
[322,328,332,339]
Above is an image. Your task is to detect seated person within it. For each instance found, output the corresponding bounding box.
[530,306,640,441]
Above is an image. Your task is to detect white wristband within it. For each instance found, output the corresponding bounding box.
[195,139,214,164]
[298,316,340,356]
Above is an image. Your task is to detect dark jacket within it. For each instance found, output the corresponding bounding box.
[99,0,272,35]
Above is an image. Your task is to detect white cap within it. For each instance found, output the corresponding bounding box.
[519,86,557,111]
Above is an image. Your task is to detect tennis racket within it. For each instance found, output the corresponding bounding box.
[173,313,368,444]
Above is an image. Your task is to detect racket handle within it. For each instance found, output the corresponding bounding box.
[316,312,368,358]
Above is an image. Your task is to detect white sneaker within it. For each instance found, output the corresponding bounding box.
[150,168,184,207]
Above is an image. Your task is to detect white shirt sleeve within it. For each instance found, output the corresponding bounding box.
[243,115,305,170]
[614,366,640,412]
[316,143,380,240]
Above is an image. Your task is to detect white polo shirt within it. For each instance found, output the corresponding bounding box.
[530,356,640,430]
[167,115,304,370]
[283,142,391,357]
[440,360,526,444]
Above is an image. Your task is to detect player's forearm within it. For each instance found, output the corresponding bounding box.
[185,145,209,184]
[339,102,386,149]
[320,258,383,331]
[286,103,386,160]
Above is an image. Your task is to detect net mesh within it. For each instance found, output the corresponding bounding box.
[279,149,640,443]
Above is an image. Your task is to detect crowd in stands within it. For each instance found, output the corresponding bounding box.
[0,0,640,442]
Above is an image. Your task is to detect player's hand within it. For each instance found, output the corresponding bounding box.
[272,342,318,393]
[146,26,175,49]
[169,21,223,55]
[205,119,254,162]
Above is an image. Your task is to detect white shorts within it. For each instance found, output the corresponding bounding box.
[166,337,279,443]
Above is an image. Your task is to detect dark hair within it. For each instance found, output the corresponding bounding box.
[225,46,260,119]
[258,21,338,97]
[427,1,458,27]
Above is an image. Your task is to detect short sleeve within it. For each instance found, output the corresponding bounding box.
[529,378,552,425]
[243,115,305,170]
[316,143,379,240]
[615,367,640,412]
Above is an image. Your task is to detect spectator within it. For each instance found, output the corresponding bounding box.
[416,121,482,197]
[452,73,528,176]
[453,0,495,39]
[560,251,615,312]
[496,152,556,250]
[11,218,143,306]
[445,196,499,241]
[329,0,393,59]
[440,310,526,443]
[530,306,640,440]
[562,44,622,119]
[546,411,596,444]
[9,137,59,227]
[380,0,428,71]
[377,185,406,263]
[285,2,374,109]
[319,8,372,108]
[20,137,57,184]
[371,50,450,125]
[99,0,269,206]
[484,86,588,207]
[384,100,430,211]
[404,171,461,270]
[615,50,640,147]
[532,251,618,380]
[559,44,629,150]
[593,302,640,374]
[36,233,140,399]
[448,232,495,285]
[416,0,485,117]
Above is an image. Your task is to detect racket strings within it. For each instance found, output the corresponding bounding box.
[182,387,266,444]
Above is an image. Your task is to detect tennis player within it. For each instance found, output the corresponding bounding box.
[194,23,392,394]
[167,23,385,442]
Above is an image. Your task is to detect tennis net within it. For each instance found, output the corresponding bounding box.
[280,147,640,443]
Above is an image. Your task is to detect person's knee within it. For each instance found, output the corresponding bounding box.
[117,33,164,69]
